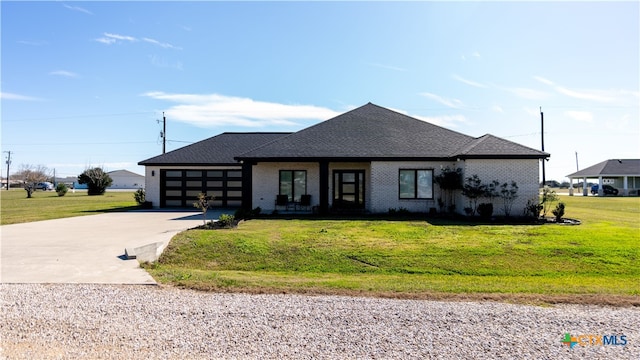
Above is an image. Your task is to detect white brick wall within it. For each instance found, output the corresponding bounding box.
[370,161,456,213]
[460,159,540,216]
[252,162,320,211]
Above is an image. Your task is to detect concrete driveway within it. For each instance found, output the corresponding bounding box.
[1,210,218,284]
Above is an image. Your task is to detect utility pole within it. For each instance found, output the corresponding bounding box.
[575,151,579,171]
[4,151,11,190]
[540,107,545,187]
[162,112,166,154]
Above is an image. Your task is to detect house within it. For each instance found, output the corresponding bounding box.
[139,103,549,215]
[107,170,145,189]
[567,159,640,196]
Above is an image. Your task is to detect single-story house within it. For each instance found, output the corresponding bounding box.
[139,103,549,215]
[107,169,145,189]
[567,159,640,196]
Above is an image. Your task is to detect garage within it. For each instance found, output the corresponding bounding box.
[161,169,243,208]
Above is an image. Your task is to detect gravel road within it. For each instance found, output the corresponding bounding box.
[1,284,638,359]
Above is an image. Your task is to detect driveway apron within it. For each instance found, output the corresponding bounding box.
[1,211,210,284]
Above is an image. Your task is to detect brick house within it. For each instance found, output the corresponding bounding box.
[139,103,549,215]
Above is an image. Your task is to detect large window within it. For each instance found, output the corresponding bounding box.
[279,170,307,202]
[399,169,433,199]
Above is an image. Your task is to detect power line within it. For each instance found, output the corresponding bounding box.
[3,111,155,123]
[3,141,157,146]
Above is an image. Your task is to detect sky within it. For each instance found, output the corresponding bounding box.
[2,1,638,182]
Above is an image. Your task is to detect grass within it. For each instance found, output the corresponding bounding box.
[0,189,139,225]
[146,195,640,305]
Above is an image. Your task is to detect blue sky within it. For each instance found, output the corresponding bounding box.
[2,1,638,182]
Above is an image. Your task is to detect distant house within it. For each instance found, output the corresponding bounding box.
[139,103,549,215]
[107,170,145,189]
[567,159,640,196]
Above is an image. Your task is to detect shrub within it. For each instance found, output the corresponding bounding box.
[77,167,113,195]
[217,214,236,228]
[55,183,68,197]
[134,188,146,205]
[524,198,543,220]
[552,202,566,222]
[477,203,493,219]
[462,175,486,216]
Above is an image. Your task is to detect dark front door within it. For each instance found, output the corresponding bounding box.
[333,170,365,210]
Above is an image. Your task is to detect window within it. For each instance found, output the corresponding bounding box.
[399,169,433,199]
[280,170,307,202]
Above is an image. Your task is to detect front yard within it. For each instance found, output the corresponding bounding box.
[146,196,640,305]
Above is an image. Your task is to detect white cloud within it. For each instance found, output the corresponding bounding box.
[565,110,594,124]
[95,37,116,45]
[49,70,79,78]
[491,105,504,113]
[472,51,481,58]
[533,76,554,85]
[63,4,93,15]
[95,33,137,44]
[142,38,181,50]
[148,55,183,70]
[0,92,41,101]
[419,92,464,109]
[534,76,620,103]
[142,92,340,128]
[452,74,487,88]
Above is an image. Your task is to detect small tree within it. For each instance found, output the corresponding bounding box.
[499,181,519,217]
[77,167,113,195]
[552,202,566,222]
[462,175,486,216]
[540,186,559,218]
[134,188,146,205]
[193,193,215,225]
[434,166,463,213]
[14,164,50,198]
[55,183,68,197]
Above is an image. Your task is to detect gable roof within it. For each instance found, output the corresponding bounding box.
[567,159,640,177]
[236,103,548,161]
[138,132,290,166]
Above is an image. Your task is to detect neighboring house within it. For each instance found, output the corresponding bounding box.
[567,159,640,196]
[107,170,145,189]
[139,103,549,215]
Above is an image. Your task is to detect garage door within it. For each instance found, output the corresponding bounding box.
[161,169,243,208]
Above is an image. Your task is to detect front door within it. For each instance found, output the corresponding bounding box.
[333,170,365,210]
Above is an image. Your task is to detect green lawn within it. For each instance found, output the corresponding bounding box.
[0,189,138,225]
[146,196,640,304]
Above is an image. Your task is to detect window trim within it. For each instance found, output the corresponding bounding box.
[398,169,434,200]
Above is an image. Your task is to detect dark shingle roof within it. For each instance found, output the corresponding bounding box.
[138,132,290,166]
[567,159,640,177]
[455,134,548,158]
[236,103,549,161]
